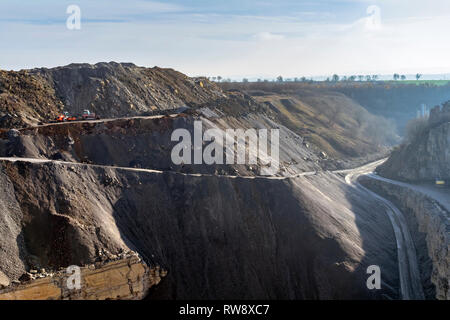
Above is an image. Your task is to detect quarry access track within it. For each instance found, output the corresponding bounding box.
[366,173,450,212]
[344,159,425,300]
[0,157,317,180]
[27,113,181,130]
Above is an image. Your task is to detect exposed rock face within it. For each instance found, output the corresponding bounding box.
[360,177,449,300]
[0,256,166,300]
[249,91,398,159]
[331,84,450,134]
[0,113,324,176]
[429,102,450,128]
[379,121,450,182]
[220,81,450,135]
[0,160,399,299]
[0,271,9,288]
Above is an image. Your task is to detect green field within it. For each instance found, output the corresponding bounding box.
[386,80,450,86]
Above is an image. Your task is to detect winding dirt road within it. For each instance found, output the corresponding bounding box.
[344,159,425,300]
[366,173,450,212]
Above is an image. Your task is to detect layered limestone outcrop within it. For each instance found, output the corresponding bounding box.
[360,177,449,300]
[0,255,166,300]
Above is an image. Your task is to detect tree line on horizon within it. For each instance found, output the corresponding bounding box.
[208,73,423,83]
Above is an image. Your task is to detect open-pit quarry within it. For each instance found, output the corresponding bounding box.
[0,63,448,300]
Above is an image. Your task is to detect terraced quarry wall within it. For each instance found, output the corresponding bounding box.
[222,81,450,134]
[0,159,399,299]
[360,177,449,300]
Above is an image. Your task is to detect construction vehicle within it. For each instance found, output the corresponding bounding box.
[55,113,67,122]
[82,110,100,120]
[54,112,77,122]
[53,110,99,123]
[66,113,78,121]
[51,109,99,124]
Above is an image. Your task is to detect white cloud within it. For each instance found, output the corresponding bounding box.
[253,32,286,41]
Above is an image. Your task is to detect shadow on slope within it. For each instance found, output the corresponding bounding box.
[110,170,399,299]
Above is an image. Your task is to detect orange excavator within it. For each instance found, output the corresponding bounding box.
[55,112,77,122]
[54,110,99,123]
[55,113,66,122]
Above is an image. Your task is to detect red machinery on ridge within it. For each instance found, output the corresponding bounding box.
[53,110,100,123]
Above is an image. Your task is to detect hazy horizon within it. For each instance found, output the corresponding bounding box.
[1,0,450,78]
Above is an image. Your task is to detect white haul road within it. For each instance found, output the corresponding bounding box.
[344,159,425,300]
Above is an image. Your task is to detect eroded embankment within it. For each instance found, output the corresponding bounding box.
[0,160,399,299]
[360,177,449,300]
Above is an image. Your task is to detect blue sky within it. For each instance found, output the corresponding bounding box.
[1,0,450,78]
